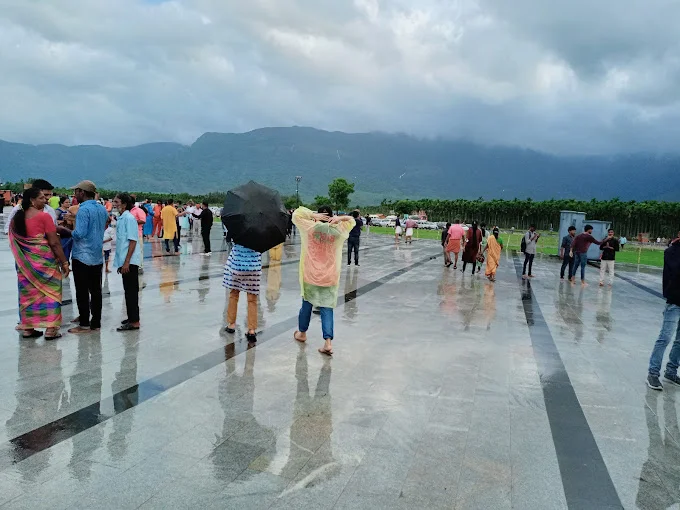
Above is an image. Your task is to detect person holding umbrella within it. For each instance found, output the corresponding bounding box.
[221,181,291,342]
[292,205,356,356]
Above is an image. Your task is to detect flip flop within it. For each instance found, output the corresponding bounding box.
[45,333,63,341]
[318,348,333,356]
[22,330,44,339]
[246,332,257,342]
[116,323,140,332]
[294,331,306,343]
[225,325,236,334]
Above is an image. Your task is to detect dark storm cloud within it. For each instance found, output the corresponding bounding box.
[0,0,677,154]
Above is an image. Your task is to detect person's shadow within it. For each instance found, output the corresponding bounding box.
[636,393,680,508]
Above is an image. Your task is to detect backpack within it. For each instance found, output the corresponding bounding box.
[521,233,527,253]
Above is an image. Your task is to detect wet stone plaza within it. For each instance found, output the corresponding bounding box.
[0,231,677,509]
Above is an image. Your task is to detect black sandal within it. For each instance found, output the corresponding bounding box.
[22,330,43,339]
[225,326,236,334]
[116,323,140,332]
[246,332,257,342]
[45,333,63,341]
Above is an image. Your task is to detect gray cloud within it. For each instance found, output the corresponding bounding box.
[0,0,678,154]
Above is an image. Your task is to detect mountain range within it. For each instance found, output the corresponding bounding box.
[1,126,678,203]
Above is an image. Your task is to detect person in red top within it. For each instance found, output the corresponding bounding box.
[570,224,602,286]
[152,200,163,237]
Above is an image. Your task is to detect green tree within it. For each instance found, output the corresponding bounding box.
[282,195,299,210]
[328,178,355,212]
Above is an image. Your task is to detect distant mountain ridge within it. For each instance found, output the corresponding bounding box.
[1,127,678,202]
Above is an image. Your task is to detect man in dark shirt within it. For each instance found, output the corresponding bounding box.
[347,210,363,266]
[192,202,214,255]
[559,226,576,280]
[599,229,619,286]
[647,235,680,390]
[570,224,601,286]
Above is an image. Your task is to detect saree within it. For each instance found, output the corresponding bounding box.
[485,235,502,277]
[10,232,62,329]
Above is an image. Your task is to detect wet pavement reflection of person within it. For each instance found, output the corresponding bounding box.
[5,340,67,481]
[437,268,458,316]
[197,257,211,303]
[595,287,613,344]
[483,281,496,330]
[343,267,358,320]
[556,282,584,343]
[159,263,179,303]
[281,344,336,483]
[636,393,680,508]
[265,260,282,313]
[213,341,275,480]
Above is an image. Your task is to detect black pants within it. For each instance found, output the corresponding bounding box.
[560,255,573,279]
[122,265,140,323]
[202,227,211,253]
[523,253,535,276]
[462,260,476,274]
[348,237,360,264]
[72,258,103,328]
[164,235,180,253]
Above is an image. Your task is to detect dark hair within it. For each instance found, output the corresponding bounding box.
[202,201,209,208]
[165,199,173,206]
[59,195,70,206]
[568,226,576,232]
[608,228,614,233]
[116,193,135,212]
[529,224,536,229]
[454,219,460,224]
[31,179,54,191]
[12,187,42,237]
[445,222,451,229]
[351,210,360,219]
[493,227,499,239]
[584,224,593,231]
[317,205,333,217]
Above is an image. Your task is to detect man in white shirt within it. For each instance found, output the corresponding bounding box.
[4,179,58,234]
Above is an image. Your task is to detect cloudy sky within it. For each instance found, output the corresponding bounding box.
[1,0,679,154]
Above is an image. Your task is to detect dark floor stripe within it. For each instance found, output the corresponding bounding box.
[0,250,440,469]
[615,273,663,299]
[512,255,623,510]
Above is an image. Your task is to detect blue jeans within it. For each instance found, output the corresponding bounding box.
[649,304,680,377]
[298,299,334,340]
[572,252,588,280]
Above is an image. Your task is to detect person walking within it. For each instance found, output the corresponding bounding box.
[142,199,154,240]
[347,210,363,266]
[152,200,163,237]
[570,224,602,286]
[404,217,417,244]
[9,187,70,340]
[161,200,180,254]
[394,217,402,242]
[292,205,355,356]
[461,221,483,274]
[67,181,108,334]
[445,220,465,269]
[477,223,488,273]
[483,227,503,282]
[560,226,577,280]
[191,201,214,255]
[619,235,627,250]
[442,223,451,266]
[599,229,620,287]
[223,243,262,342]
[522,225,540,279]
[112,194,142,332]
[103,217,115,273]
[646,236,680,390]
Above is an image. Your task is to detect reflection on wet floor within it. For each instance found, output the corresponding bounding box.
[0,233,677,508]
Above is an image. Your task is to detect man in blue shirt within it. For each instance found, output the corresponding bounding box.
[68,180,108,334]
[113,193,142,331]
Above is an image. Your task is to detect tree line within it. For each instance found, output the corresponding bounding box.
[376,198,680,237]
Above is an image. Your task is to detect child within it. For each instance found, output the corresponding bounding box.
[223,243,262,342]
[103,216,115,273]
[292,205,356,356]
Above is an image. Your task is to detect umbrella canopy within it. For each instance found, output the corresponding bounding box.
[222,181,290,253]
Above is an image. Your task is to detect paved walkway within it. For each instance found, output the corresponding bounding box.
[0,232,675,509]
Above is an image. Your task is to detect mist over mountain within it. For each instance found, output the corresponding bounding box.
[1,127,678,203]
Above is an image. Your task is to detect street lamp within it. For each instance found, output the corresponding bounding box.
[295,176,302,207]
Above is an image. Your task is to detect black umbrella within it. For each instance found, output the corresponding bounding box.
[222,181,290,253]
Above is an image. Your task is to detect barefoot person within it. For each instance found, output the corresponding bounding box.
[570,224,602,286]
[292,205,355,356]
[559,226,576,280]
[9,187,70,340]
[599,229,619,287]
[444,220,465,269]
[483,227,503,282]
[68,180,108,334]
[113,193,142,332]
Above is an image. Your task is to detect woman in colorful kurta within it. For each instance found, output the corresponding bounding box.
[292,206,355,356]
[9,188,70,340]
[461,221,483,274]
[223,243,262,341]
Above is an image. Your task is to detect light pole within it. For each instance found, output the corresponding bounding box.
[295,176,302,207]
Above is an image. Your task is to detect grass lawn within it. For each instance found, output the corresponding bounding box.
[367,226,664,267]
